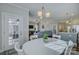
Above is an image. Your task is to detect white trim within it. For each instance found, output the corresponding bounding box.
[7,3,29,11]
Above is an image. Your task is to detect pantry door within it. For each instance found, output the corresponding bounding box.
[2,12,23,51]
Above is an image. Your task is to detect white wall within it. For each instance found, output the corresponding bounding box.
[29,17,58,32]
[40,19,53,31]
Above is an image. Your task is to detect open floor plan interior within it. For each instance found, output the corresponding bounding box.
[0,3,79,55]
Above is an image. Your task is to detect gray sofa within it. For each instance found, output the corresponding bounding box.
[36,31,53,38]
[35,31,77,43]
[58,32,77,43]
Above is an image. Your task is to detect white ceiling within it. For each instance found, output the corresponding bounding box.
[11,3,79,21]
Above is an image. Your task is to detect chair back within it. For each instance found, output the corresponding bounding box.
[14,42,24,55]
[64,40,74,55]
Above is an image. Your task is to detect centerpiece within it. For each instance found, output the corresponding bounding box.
[43,32,48,43]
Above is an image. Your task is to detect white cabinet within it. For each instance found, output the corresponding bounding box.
[0,12,28,52]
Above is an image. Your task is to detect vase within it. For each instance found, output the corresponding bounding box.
[43,39,48,43]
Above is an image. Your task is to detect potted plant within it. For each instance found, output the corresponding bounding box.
[43,32,48,43]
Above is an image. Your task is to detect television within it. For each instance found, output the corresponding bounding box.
[29,25,34,29]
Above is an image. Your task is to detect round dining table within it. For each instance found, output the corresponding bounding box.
[23,38,67,55]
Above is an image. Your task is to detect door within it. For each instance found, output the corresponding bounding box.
[2,12,23,51]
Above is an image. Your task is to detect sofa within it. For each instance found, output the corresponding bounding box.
[37,31,53,38]
[58,32,77,43]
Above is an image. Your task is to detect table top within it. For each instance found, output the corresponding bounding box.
[23,38,67,55]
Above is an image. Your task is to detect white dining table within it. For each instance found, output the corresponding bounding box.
[23,38,67,55]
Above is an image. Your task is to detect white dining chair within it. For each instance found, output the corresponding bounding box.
[53,34,61,39]
[64,40,74,55]
[14,42,25,55]
[30,35,38,40]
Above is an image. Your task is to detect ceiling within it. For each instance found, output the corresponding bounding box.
[11,3,79,21]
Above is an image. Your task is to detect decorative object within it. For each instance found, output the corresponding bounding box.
[43,32,48,43]
[37,6,51,19]
[37,5,51,29]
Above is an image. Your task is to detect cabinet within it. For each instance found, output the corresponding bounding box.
[0,12,28,52]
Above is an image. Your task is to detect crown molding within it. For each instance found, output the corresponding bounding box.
[7,3,29,11]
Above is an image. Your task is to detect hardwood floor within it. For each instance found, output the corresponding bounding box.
[0,49,18,55]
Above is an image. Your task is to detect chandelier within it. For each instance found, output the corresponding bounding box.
[65,12,74,24]
[37,6,51,19]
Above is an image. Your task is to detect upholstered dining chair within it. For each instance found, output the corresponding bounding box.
[14,42,25,55]
[64,40,74,55]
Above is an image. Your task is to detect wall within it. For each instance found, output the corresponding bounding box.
[29,17,57,32]
[40,19,53,31]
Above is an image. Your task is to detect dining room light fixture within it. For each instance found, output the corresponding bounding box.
[66,20,71,24]
[65,12,74,24]
[37,11,43,17]
[66,20,69,24]
[37,6,51,19]
[46,12,51,17]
